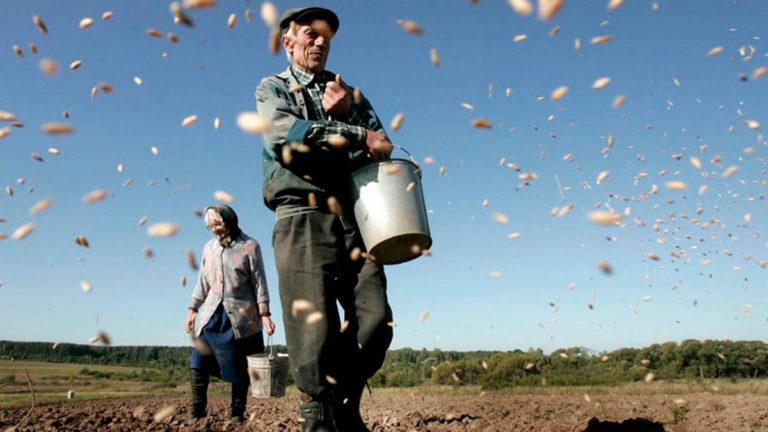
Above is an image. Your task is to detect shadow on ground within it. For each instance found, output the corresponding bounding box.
[583,417,666,432]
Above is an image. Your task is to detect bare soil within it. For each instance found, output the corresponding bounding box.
[2,391,767,431]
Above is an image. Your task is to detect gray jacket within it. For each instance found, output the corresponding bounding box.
[256,67,386,213]
[189,233,269,339]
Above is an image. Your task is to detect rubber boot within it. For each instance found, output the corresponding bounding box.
[332,381,370,432]
[230,381,249,423]
[189,369,209,421]
[299,392,337,432]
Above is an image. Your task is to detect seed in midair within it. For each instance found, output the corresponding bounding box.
[185,250,198,270]
[306,311,323,324]
[596,170,610,184]
[508,232,521,240]
[706,46,724,57]
[181,276,187,287]
[646,253,659,261]
[74,236,89,247]
[183,0,215,8]
[492,213,509,225]
[665,181,687,191]
[472,118,492,129]
[236,112,271,134]
[406,182,416,192]
[39,58,59,76]
[102,11,113,20]
[752,66,767,80]
[644,372,655,383]
[430,48,440,67]
[513,34,528,43]
[29,198,53,215]
[744,119,760,130]
[81,280,92,294]
[607,0,625,10]
[147,223,180,238]
[592,77,611,90]
[168,32,179,44]
[508,0,533,15]
[133,76,143,86]
[291,299,314,317]
[227,13,236,29]
[147,28,163,38]
[538,0,565,21]
[327,196,342,216]
[689,157,701,169]
[698,185,708,195]
[268,28,280,55]
[33,16,48,34]
[396,20,424,36]
[181,115,198,127]
[590,35,613,45]
[550,86,569,101]
[83,190,108,203]
[69,60,83,70]
[153,405,176,423]
[12,45,24,58]
[0,128,11,140]
[260,2,278,27]
[419,311,430,322]
[597,261,612,275]
[390,113,404,132]
[213,190,234,203]
[722,165,739,178]
[587,211,622,226]
[48,147,61,155]
[79,18,94,29]
[41,123,73,135]
[12,223,35,241]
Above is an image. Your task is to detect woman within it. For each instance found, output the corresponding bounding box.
[184,204,276,423]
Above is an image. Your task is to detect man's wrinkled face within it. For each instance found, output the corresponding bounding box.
[284,19,334,73]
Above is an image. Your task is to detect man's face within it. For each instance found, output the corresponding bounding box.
[208,219,227,240]
[284,19,334,73]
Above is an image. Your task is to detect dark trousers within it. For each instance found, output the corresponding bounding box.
[190,368,249,418]
[273,211,393,398]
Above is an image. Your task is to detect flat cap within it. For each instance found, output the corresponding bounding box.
[279,7,339,34]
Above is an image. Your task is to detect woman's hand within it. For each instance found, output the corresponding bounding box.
[185,309,197,334]
[262,316,276,336]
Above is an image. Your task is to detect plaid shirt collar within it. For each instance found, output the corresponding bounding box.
[290,66,330,87]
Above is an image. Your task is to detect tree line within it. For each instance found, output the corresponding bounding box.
[2,339,767,389]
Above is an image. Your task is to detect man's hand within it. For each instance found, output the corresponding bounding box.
[262,316,276,336]
[185,309,197,334]
[365,129,393,160]
[323,74,352,117]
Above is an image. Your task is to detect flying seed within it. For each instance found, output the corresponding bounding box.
[181,115,198,127]
[327,196,342,216]
[306,312,323,324]
[41,123,73,135]
[397,20,424,36]
[665,181,687,191]
[706,46,723,57]
[168,32,179,44]
[430,49,440,66]
[592,77,611,90]
[69,60,83,70]
[538,0,564,21]
[612,95,626,108]
[186,250,198,270]
[214,117,221,129]
[12,223,35,241]
[29,198,53,215]
[81,280,91,293]
[82,190,108,203]
[587,211,622,226]
[227,13,236,29]
[513,34,528,43]
[0,128,11,140]
[146,28,163,38]
[260,2,279,27]
[406,182,416,192]
[590,35,613,45]
[236,112,271,134]
[153,405,176,423]
[745,119,760,130]
[39,58,58,76]
[597,261,612,275]
[550,86,569,101]
[291,299,314,317]
[79,18,94,29]
[12,45,24,57]
[147,223,180,237]
[75,236,89,247]
[133,76,142,86]
[472,118,492,129]
[607,0,625,10]
[419,311,430,322]
[390,113,404,132]
[213,190,234,203]
[492,213,509,225]
[689,157,701,169]
[722,165,739,178]
[33,16,48,34]
[183,0,216,9]
[102,11,113,20]
[508,0,533,15]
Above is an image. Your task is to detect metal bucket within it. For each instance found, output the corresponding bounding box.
[350,151,432,265]
[247,338,289,399]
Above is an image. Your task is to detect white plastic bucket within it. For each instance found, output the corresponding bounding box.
[350,151,432,265]
[247,338,289,399]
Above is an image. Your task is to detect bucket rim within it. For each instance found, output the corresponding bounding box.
[351,158,420,177]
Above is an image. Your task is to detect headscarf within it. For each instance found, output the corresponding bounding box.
[205,204,242,247]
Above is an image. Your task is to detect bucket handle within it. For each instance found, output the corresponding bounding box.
[392,144,419,167]
[267,335,275,359]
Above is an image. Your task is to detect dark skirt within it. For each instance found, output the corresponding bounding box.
[190,302,264,384]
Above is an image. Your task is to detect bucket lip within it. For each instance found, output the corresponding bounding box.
[351,158,420,176]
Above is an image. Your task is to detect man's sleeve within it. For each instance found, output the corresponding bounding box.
[189,248,209,310]
[256,78,368,158]
[249,243,270,306]
[338,87,389,141]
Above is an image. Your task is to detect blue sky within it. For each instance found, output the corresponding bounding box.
[0,0,766,353]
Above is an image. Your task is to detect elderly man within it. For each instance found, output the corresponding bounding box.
[256,6,393,432]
